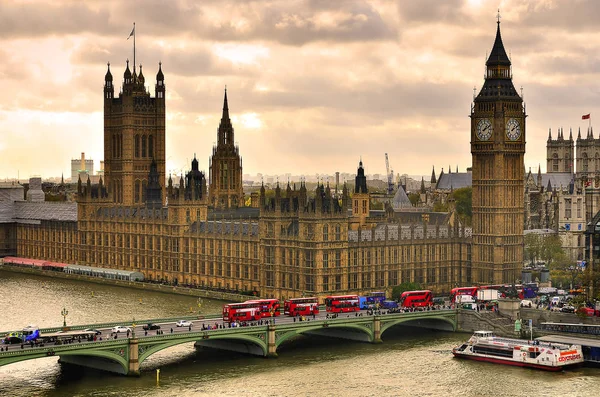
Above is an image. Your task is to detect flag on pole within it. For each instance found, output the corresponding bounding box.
[582,114,591,120]
[127,25,135,40]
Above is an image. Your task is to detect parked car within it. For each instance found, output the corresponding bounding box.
[560,305,575,313]
[84,328,102,335]
[143,323,161,331]
[111,325,132,333]
[175,320,192,327]
[520,299,533,308]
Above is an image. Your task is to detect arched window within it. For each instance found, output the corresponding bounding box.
[142,136,147,157]
[142,180,147,202]
[148,135,154,158]
[323,225,329,241]
[135,180,140,203]
[583,152,589,172]
[135,135,140,158]
[595,153,599,172]
[335,224,341,240]
[552,153,558,172]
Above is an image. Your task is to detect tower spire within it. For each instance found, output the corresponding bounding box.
[222,86,229,120]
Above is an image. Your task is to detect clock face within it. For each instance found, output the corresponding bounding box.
[506,118,521,141]
[476,118,492,141]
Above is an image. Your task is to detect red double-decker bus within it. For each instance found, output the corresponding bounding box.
[245,298,281,318]
[449,287,478,303]
[222,302,262,322]
[399,290,433,308]
[284,297,319,315]
[325,295,360,313]
[290,302,320,316]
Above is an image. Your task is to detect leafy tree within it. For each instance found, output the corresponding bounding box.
[391,282,421,301]
[433,202,448,212]
[453,187,472,225]
[524,233,543,265]
[408,193,420,206]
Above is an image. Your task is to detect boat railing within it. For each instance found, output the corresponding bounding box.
[477,335,572,350]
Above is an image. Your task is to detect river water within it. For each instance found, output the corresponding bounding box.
[0,270,598,397]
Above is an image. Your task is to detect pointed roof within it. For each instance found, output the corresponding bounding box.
[124,59,131,79]
[105,62,113,82]
[392,185,412,210]
[222,87,229,120]
[475,17,520,103]
[486,20,511,67]
[430,166,437,184]
[156,62,164,81]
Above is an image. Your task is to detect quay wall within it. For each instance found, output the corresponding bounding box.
[518,308,600,327]
[0,264,249,303]
[457,309,516,337]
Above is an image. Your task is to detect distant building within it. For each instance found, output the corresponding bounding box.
[71,152,94,183]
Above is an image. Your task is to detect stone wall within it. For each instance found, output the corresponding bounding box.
[457,309,516,337]
[518,308,600,327]
[0,264,250,302]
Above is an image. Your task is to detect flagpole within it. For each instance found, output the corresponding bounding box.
[133,22,136,78]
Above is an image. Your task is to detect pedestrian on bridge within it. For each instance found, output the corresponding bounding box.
[170,328,173,334]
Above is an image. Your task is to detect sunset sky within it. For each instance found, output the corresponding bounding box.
[1,0,599,181]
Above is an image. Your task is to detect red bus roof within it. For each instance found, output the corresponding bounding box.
[400,290,432,295]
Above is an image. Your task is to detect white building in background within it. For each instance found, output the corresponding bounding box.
[71,152,94,183]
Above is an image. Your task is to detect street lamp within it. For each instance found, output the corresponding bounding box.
[197,298,202,315]
[61,307,69,327]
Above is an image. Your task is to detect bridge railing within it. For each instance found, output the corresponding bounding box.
[0,313,223,336]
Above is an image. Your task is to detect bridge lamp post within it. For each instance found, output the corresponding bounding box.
[61,307,69,327]
[197,298,202,315]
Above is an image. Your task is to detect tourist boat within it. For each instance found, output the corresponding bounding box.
[452,331,583,371]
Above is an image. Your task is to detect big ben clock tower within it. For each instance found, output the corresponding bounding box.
[471,16,525,285]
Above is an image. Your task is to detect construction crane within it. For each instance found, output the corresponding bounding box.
[385,153,394,195]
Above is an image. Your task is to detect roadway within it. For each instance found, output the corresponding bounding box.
[0,307,451,352]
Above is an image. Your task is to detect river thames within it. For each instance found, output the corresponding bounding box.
[0,270,598,397]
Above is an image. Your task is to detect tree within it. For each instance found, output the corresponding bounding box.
[391,282,421,301]
[541,234,565,269]
[524,233,543,265]
[453,187,472,225]
[408,193,420,206]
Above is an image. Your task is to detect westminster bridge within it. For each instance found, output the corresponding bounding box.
[0,309,463,376]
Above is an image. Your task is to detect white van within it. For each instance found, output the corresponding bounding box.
[551,296,562,306]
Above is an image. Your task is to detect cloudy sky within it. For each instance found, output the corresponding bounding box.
[1,0,599,181]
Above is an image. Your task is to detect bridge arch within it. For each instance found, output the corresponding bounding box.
[138,333,268,364]
[275,322,374,349]
[380,315,456,338]
[0,348,128,375]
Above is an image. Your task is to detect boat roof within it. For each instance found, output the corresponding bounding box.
[536,335,600,348]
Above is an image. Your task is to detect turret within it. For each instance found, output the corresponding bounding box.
[104,62,114,100]
[155,62,165,99]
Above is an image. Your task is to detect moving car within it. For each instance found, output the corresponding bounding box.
[520,299,533,308]
[111,325,132,333]
[143,323,161,331]
[560,305,575,313]
[84,328,102,335]
[175,320,192,327]
[577,307,595,316]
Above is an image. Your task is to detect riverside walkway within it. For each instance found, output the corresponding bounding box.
[0,309,457,376]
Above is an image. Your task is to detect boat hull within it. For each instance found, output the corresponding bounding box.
[452,351,574,371]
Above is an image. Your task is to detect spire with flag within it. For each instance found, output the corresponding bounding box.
[127,23,136,77]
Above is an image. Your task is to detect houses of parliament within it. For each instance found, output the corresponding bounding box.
[1,21,527,298]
